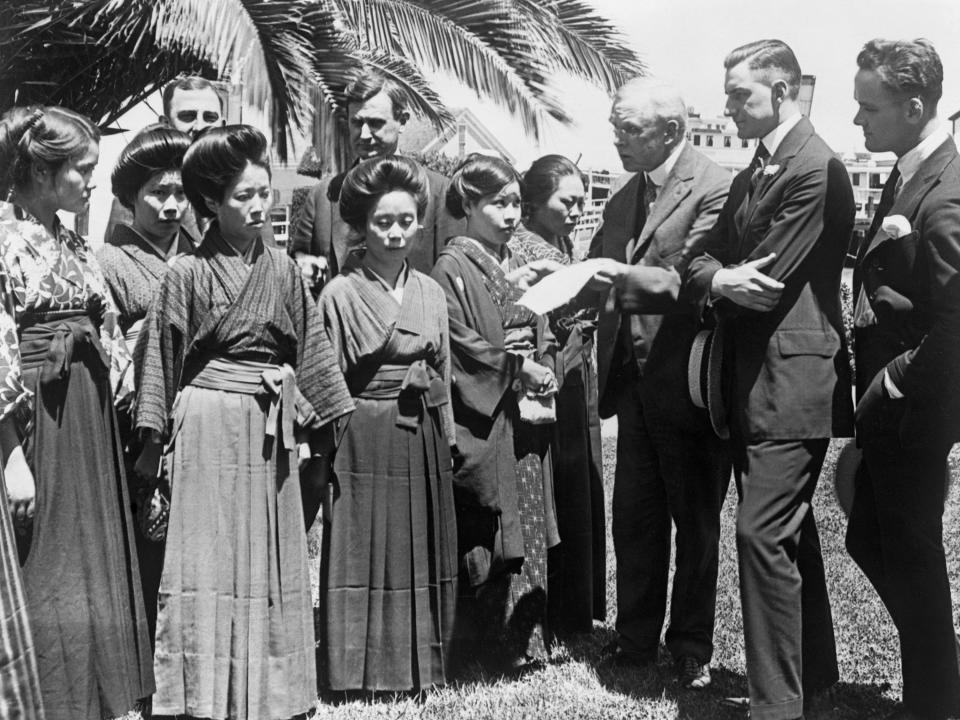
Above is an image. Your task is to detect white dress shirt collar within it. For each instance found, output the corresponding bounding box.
[646,139,686,187]
[896,123,951,185]
[761,112,803,159]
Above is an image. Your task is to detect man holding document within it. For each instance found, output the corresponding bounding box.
[579,78,732,687]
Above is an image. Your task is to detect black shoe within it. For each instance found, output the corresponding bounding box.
[676,655,710,688]
[598,640,656,668]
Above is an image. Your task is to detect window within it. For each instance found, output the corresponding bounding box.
[693,134,701,146]
[870,173,883,189]
[270,206,290,247]
[706,135,714,147]
[723,136,732,147]
[742,139,750,148]
[850,173,859,186]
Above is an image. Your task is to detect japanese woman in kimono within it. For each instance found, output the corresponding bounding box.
[430,153,560,672]
[134,125,354,720]
[96,124,196,643]
[509,155,606,635]
[318,156,458,691]
[0,105,154,720]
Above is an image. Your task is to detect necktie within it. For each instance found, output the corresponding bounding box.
[854,164,902,328]
[866,164,901,242]
[644,176,658,215]
[748,142,771,197]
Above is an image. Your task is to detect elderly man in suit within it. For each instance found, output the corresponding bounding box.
[682,40,855,719]
[847,38,960,720]
[289,71,463,285]
[586,79,732,688]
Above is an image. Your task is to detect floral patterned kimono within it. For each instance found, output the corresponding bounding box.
[0,202,153,720]
[510,226,606,633]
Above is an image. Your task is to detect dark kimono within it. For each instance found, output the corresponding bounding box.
[510,227,606,633]
[0,202,153,720]
[136,227,354,720]
[96,223,196,642]
[431,236,559,667]
[319,263,457,690]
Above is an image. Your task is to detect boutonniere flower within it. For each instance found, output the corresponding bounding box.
[762,164,781,176]
[881,214,911,239]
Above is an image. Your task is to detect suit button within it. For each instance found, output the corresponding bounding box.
[869,258,880,268]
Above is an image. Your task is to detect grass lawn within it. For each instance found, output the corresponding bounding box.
[305,435,960,719]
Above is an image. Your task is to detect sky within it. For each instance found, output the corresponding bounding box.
[438,0,960,171]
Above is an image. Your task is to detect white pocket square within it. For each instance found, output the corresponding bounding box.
[881,214,911,239]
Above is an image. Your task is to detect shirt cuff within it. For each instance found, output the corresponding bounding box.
[883,369,904,399]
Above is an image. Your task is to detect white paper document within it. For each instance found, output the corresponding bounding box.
[517,259,608,314]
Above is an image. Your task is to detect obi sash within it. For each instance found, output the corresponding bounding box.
[18,310,109,388]
[356,360,447,430]
[185,357,296,449]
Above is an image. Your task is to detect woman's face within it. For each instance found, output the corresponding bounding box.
[46,142,98,214]
[132,169,188,244]
[208,161,272,245]
[465,180,521,247]
[363,190,419,265]
[530,173,585,238]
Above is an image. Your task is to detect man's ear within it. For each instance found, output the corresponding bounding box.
[397,110,410,130]
[664,119,682,145]
[771,79,789,104]
[158,115,172,127]
[906,96,925,124]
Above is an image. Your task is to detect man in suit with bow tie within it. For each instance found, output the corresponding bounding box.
[846,38,960,720]
[682,40,855,719]
[587,78,732,688]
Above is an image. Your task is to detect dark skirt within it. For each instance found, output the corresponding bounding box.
[548,331,606,633]
[0,465,44,720]
[321,380,458,691]
[154,382,316,720]
[454,412,557,669]
[17,316,154,720]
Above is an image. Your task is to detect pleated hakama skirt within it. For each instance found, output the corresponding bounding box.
[321,395,457,691]
[153,385,316,720]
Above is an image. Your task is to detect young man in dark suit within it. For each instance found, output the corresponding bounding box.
[682,40,855,720]
[586,79,732,688]
[847,38,960,720]
[288,71,463,285]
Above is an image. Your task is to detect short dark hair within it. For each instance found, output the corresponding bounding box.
[725,39,802,99]
[339,155,429,231]
[111,124,191,210]
[522,154,587,219]
[857,38,943,106]
[162,76,224,118]
[181,125,271,218]
[0,105,100,197]
[446,153,522,219]
[345,70,408,120]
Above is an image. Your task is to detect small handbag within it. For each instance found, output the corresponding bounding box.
[136,473,170,543]
[517,389,556,424]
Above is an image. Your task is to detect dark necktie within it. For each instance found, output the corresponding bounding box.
[865,164,902,242]
[748,142,771,197]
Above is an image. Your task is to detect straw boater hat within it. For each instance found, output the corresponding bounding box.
[687,325,728,439]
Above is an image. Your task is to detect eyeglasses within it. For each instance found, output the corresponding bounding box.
[610,123,648,139]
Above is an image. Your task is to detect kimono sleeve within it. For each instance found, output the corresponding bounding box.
[83,241,134,400]
[0,268,31,429]
[430,253,519,419]
[134,260,189,436]
[289,262,354,425]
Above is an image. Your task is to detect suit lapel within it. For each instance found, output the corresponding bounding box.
[862,136,958,261]
[631,146,695,264]
[611,174,641,262]
[738,117,815,255]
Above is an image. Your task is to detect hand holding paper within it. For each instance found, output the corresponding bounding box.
[517,258,623,314]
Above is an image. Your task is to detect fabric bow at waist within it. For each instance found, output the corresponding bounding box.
[19,312,110,388]
[186,357,297,449]
[357,360,447,430]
